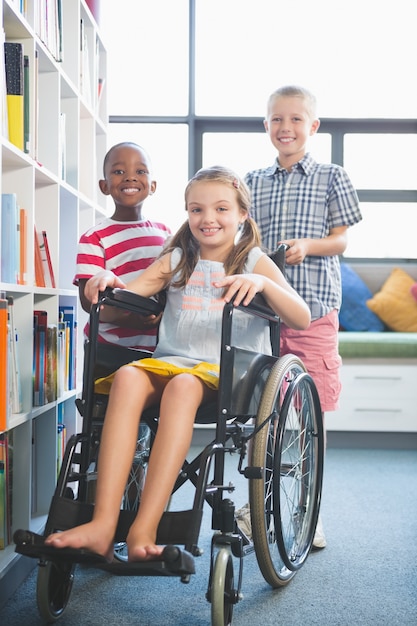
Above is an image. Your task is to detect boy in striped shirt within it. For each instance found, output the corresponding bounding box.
[74,142,171,371]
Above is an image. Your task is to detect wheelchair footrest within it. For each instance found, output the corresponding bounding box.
[100,545,195,577]
[13,529,109,565]
[14,530,195,577]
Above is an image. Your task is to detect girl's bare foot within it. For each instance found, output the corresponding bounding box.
[45,521,114,562]
[126,526,164,561]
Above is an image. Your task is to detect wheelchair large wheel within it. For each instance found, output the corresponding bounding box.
[36,560,75,622]
[114,423,151,561]
[249,354,324,588]
[210,547,234,626]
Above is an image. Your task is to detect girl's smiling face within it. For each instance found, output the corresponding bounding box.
[186,181,246,260]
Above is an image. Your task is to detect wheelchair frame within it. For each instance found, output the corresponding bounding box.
[14,249,324,626]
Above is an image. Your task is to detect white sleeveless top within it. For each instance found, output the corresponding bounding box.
[153,246,271,367]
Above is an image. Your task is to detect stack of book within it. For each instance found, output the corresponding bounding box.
[34,0,63,63]
[32,305,76,406]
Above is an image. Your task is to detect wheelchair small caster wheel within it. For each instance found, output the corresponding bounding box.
[211,547,235,626]
[37,560,75,622]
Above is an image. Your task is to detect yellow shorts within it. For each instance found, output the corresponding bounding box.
[94,358,220,395]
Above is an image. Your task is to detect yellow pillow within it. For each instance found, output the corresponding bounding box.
[367,268,417,332]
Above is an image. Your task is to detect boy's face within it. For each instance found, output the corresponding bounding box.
[263,95,320,166]
[99,145,156,210]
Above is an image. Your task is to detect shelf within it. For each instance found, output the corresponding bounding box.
[0,0,107,601]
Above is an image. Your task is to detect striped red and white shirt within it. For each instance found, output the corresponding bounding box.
[74,217,171,350]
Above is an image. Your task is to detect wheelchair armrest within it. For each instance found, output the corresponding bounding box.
[235,293,279,323]
[98,288,165,316]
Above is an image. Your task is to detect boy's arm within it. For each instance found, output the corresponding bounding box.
[281,225,348,265]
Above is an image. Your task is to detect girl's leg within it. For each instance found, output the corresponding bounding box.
[45,365,164,560]
[127,373,216,561]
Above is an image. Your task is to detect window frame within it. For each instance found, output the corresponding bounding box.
[108,0,417,262]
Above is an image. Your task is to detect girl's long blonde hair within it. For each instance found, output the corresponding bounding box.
[162,165,261,288]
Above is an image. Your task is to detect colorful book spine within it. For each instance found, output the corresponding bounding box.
[4,41,24,151]
[46,324,57,403]
[5,430,13,545]
[23,54,30,154]
[1,28,8,139]
[33,310,48,406]
[59,305,76,390]
[0,438,5,549]
[7,296,22,414]
[1,193,19,284]
[33,225,46,288]
[0,297,8,432]
[56,315,65,397]
[39,230,56,288]
[0,432,13,547]
[18,207,27,285]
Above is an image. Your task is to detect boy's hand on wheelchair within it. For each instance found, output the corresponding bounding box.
[85,270,126,304]
[214,274,265,307]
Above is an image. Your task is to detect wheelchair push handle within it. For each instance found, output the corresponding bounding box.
[268,242,289,274]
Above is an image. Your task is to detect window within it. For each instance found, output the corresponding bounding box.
[101,0,417,259]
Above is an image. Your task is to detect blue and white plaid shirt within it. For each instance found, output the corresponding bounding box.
[245,153,362,320]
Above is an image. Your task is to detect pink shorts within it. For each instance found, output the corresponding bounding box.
[279,310,342,412]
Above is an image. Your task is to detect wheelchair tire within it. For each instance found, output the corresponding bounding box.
[114,423,151,561]
[210,547,234,626]
[249,354,324,588]
[36,560,75,622]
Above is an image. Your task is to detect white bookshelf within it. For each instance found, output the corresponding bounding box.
[0,0,107,603]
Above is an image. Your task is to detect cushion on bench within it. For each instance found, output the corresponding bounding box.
[338,332,417,359]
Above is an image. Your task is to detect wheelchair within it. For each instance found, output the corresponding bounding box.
[14,246,324,626]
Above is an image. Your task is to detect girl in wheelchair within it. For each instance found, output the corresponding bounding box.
[45,165,311,562]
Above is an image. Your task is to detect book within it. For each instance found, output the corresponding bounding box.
[1,193,19,284]
[5,430,13,545]
[59,305,76,390]
[57,316,66,396]
[0,438,5,549]
[23,54,30,154]
[35,0,62,62]
[56,0,63,62]
[0,431,13,547]
[59,112,66,180]
[7,296,22,414]
[33,310,48,406]
[34,225,46,287]
[80,18,92,106]
[37,230,56,288]
[31,420,36,514]
[0,297,8,432]
[4,42,24,151]
[18,207,27,285]
[33,50,39,161]
[46,324,57,403]
[1,29,8,138]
